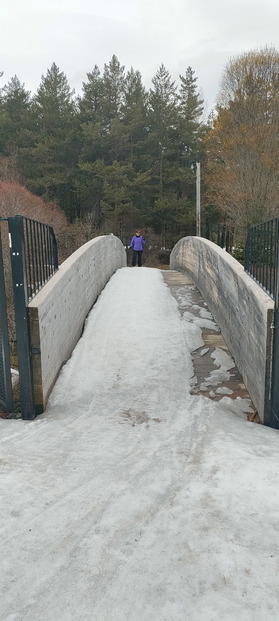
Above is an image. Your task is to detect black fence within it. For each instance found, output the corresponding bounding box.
[244,219,279,300]
[21,216,58,300]
[245,218,279,429]
[0,215,58,419]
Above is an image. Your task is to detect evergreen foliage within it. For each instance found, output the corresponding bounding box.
[0,57,206,246]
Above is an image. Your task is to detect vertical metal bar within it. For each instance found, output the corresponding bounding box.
[273,220,278,298]
[0,228,14,412]
[253,226,256,281]
[32,219,39,295]
[25,219,32,300]
[41,224,48,284]
[8,215,35,420]
[271,220,275,297]
[45,227,51,278]
[271,220,274,294]
[263,222,267,291]
[255,227,258,279]
[47,228,52,273]
[51,227,58,270]
[271,220,274,295]
[41,225,47,280]
[258,226,262,281]
[269,218,279,428]
[50,228,54,272]
[267,221,273,293]
[34,221,39,291]
[266,222,269,290]
[29,219,36,298]
[37,221,43,288]
[47,227,52,274]
[244,232,248,272]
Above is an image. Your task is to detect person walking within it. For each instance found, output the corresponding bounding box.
[130,229,146,267]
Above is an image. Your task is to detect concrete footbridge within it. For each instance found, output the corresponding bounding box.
[28,234,273,425]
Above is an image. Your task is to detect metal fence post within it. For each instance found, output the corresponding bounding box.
[269,219,279,429]
[8,215,35,420]
[0,227,14,412]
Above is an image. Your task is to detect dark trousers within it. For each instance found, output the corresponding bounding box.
[132,250,143,267]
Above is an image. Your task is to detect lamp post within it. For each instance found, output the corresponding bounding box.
[196,161,201,237]
[191,161,201,237]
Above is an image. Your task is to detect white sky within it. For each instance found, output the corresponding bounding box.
[1,267,279,618]
[1,0,278,112]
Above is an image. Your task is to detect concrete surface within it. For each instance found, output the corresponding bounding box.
[162,270,257,417]
[170,237,274,423]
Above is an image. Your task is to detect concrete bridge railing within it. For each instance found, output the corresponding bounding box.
[170,236,274,423]
[28,235,127,414]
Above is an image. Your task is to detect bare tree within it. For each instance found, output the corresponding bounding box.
[205,47,279,244]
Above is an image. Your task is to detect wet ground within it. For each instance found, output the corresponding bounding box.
[162,270,258,421]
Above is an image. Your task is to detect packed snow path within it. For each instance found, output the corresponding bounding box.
[1,267,279,620]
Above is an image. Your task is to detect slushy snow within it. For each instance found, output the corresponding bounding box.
[1,267,279,620]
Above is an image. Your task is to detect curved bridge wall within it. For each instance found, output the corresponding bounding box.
[28,235,127,413]
[170,236,274,423]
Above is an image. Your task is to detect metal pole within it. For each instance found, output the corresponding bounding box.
[196,161,201,237]
[0,228,14,412]
[269,221,279,429]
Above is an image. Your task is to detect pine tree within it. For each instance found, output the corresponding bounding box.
[79,65,103,125]
[101,55,128,162]
[22,63,79,218]
[123,68,148,165]
[0,76,32,177]
[175,67,206,234]
[77,58,149,227]
[78,65,105,164]
[147,64,179,239]
[178,66,204,161]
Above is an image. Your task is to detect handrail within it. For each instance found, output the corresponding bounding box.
[244,219,279,300]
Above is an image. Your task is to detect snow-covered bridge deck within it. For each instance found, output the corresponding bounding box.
[1,267,279,620]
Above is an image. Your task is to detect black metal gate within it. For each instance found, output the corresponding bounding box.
[0,225,14,412]
[244,218,279,429]
[0,215,58,420]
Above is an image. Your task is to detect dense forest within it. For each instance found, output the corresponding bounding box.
[0,56,210,256]
[0,46,278,258]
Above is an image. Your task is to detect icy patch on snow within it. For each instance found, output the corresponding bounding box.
[211,347,235,371]
[217,396,254,418]
[182,309,219,333]
[216,386,234,395]
[199,307,214,320]
[192,316,219,331]
[203,347,235,388]
[176,287,195,307]
[182,321,204,352]
[192,347,236,393]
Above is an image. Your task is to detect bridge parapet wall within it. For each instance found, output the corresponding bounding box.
[170,236,274,423]
[28,235,126,413]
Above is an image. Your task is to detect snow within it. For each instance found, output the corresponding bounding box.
[1,266,279,620]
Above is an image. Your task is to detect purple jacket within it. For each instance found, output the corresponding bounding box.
[130,235,145,251]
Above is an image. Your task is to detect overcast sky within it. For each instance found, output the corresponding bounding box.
[1,0,279,112]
